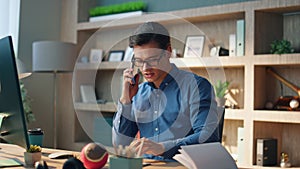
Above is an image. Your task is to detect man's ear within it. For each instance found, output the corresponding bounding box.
[166,44,172,58]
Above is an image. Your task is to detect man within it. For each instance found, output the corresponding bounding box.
[112,22,220,160]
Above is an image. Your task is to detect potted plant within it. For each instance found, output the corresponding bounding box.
[214,80,230,107]
[20,81,36,123]
[89,1,146,17]
[24,145,42,166]
[270,39,294,54]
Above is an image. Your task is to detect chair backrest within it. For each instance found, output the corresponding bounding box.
[217,106,225,143]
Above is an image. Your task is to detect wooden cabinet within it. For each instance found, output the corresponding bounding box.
[62,0,300,168]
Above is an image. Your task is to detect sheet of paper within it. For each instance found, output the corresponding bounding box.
[174,142,238,169]
[173,154,193,169]
[0,158,22,167]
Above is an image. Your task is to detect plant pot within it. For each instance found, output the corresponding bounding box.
[24,152,42,166]
[216,97,226,107]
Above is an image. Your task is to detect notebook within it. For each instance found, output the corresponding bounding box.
[0,158,23,168]
[173,142,238,169]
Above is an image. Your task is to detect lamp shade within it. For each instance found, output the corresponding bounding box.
[17,58,32,79]
[32,41,76,72]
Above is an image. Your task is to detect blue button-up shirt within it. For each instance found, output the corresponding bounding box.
[112,64,220,160]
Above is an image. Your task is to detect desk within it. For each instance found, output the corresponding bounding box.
[0,143,75,168]
[0,143,186,169]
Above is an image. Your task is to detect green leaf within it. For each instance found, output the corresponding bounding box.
[19,81,35,123]
[214,80,229,98]
[89,1,146,17]
[270,39,293,54]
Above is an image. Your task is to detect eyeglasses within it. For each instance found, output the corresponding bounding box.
[131,50,164,67]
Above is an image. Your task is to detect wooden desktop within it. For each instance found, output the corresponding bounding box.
[0,143,186,168]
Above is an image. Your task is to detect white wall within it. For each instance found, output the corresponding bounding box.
[0,0,20,55]
[18,0,63,148]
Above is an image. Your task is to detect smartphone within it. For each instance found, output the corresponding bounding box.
[130,62,137,85]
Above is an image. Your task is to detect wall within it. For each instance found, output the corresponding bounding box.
[0,0,20,55]
[17,0,62,148]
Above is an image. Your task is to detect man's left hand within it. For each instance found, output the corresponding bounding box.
[129,137,165,156]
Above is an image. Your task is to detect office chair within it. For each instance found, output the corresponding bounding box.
[217,106,225,143]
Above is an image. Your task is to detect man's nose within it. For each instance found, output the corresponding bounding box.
[142,62,151,70]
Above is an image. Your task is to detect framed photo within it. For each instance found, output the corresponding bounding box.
[108,50,125,62]
[80,85,96,103]
[183,35,205,57]
[89,49,103,63]
[123,46,134,61]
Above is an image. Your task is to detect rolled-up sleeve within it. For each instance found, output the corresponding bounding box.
[112,101,138,147]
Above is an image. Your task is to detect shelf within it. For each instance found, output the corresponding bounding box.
[254,4,300,54]
[75,61,130,70]
[75,54,300,71]
[74,102,117,113]
[225,109,245,120]
[75,56,246,71]
[171,56,246,68]
[74,102,246,120]
[70,0,300,167]
[76,0,300,33]
[253,110,300,123]
[254,64,300,110]
[253,54,300,66]
[77,4,245,31]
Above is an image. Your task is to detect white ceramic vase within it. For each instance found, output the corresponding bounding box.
[24,151,42,166]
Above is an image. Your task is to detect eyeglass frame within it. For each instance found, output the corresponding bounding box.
[131,50,165,67]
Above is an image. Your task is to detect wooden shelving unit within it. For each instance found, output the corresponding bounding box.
[61,0,300,168]
[74,102,116,113]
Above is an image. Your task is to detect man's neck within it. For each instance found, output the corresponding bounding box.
[153,64,173,88]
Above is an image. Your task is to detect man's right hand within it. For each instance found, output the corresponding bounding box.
[120,68,140,104]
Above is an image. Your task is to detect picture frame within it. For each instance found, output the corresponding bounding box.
[183,35,205,57]
[123,46,134,61]
[80,85,97,103]
[89,49,103,63]
[108,50,125,62]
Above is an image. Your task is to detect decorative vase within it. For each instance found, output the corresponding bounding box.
[216,97,226,107]
[24,152,42,166]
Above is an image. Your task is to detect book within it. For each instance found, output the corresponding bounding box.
[173,142,238,169]
[229,34,236,56]
[80,85,97,103]
[236,19,245,56]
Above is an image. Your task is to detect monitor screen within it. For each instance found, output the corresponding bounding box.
[0,36,30,150]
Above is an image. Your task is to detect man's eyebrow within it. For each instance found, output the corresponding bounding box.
[135,53,161,59]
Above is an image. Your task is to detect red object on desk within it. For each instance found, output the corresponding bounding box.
[80,143,108,169]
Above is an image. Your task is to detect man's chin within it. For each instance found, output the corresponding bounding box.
[145,78,154,82]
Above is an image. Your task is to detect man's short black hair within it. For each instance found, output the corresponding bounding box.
[129,22,170,49]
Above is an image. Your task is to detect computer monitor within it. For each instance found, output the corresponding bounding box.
[0,36,30,150]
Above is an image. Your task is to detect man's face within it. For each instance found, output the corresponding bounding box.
[133,42,169,86]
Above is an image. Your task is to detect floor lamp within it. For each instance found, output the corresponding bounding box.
[32,41,76,148]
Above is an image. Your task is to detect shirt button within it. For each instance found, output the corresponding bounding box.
[154,111,158,114]
[165,83,168,85]
[155,128,158,131]
[118,104,122,111]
